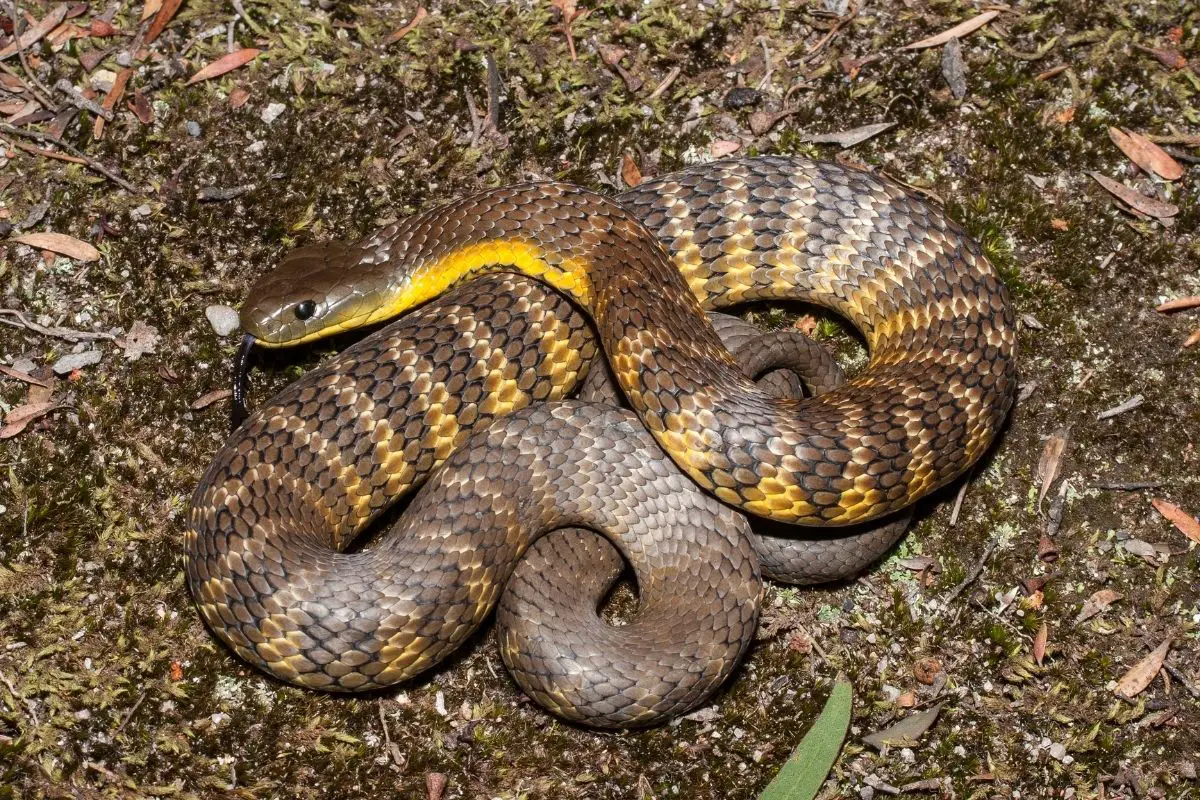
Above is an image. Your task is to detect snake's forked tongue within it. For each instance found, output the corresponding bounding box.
[230,333,256,432]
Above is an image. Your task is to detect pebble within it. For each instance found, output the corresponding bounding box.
[723,87,762,110]
[52,349,102,375]
[130,204,152,220]
[205,305,241,337]
[116,51,132,67]
[260,102,286,124]
[186,120,202,137]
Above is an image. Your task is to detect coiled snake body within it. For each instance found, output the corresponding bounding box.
[187,157,1016,726]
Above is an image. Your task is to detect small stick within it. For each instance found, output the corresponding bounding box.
[1163,661,1199,700]
[53,78,113,121]
[484,53,501,133]
[1092,481,1162,491]
[2,137,88,165]
[646,66,680,101]
[0,123,138,192]
[0,61,56,112]
[948,469,974,526]
[115,689,147,734]
[942,536,999,605]
[5,0,59,112]
[0,308,118,343]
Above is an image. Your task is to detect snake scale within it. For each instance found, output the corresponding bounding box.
[186,156,1016,727]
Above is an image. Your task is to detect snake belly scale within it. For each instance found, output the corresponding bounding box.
[187,156,1017,725]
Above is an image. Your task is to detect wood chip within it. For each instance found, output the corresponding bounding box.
[0,5,69,60]
[1108,128,1185,181]
[10,232,101,261]
[803,121,896,148]
[1185,328,1200,348]
[186,49,263,85]
[1155,296,1200,313]
[141,0,163,22]
[1114,640,1171,701]
[386,6,428,44]
[190,388,232,410]
[1075,589,1122,624]
[1089,172,1179,219]
[1035,426,1069,510]
[709,140,741,158]
[1151,499,1200,545]
[902,11,999,50]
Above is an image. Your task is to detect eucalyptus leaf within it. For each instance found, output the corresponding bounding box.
[757,678,852,800]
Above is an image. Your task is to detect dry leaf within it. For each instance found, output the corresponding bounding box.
[1185,328,1200,348]
[1155,296,1200,313]
[863,702,943,750]
[1035,426,1069,510]
[191,389,232,410]
[1075,589,1122,624]
[1114,640,1171,700]
[145,0,183,44]
[1051,218,1069,231]
[709,140,741,158]
[1146,47,1189,70]
[620,152,642,188]
[1090,172,1179,219]
[129,89,153,124]
[1033,622,1048,666]
[1053,106,1076,125]
[0,5,69,59]
[10,232,102,261]
[0,365,52,388]
[1108,128,1184,181]
[803,121,896,148]
[89,19,121,37]
[141,0,163,22]
[0,401,61,438]
[902,11,1000,50]
[1151,499,1200,545]
[186,49,263,86]
[385,6,427,43]
[117,320,160,361]
[912,658,942,685]
[93,66,132,140]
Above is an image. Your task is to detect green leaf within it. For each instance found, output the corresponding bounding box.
[757,678,853,800]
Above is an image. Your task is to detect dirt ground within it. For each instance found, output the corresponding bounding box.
[1,1,1198,798]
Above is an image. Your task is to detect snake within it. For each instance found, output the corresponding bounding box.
[186,156,1016,726]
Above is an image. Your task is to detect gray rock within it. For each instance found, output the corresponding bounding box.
[205,305,241,337]
[52,349,102,375]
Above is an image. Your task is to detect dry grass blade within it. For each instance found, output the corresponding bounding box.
[10,231,101,261]
[1108,128,1184,181]
[1089,172,1179,219]
[1151,499,1200,544]
[902,11,999,50]
[1114,640,1171,700]
[186,49,263,85]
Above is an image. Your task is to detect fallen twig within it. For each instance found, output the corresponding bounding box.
[941,537,999,606]
[53,78,113,121]
[0,308,117,343]
[646,66,681,101]
[0,123,139,192]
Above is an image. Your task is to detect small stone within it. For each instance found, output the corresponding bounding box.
[186,120,202,137]
[130,204,152,220]
[260,102,286,124]
[52,349,102,375]
[723,87,762,110]
[115,51,132,67]
[1048,742,1067,761]
[205,305,241,337]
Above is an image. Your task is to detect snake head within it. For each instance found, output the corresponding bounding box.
[239,242,400,347]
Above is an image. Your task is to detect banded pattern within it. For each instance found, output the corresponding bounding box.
[189,156,1016,724]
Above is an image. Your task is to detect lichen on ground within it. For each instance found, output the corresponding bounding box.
[1,1,1198,798]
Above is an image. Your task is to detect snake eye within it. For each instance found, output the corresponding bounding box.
[294,300,317,321]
